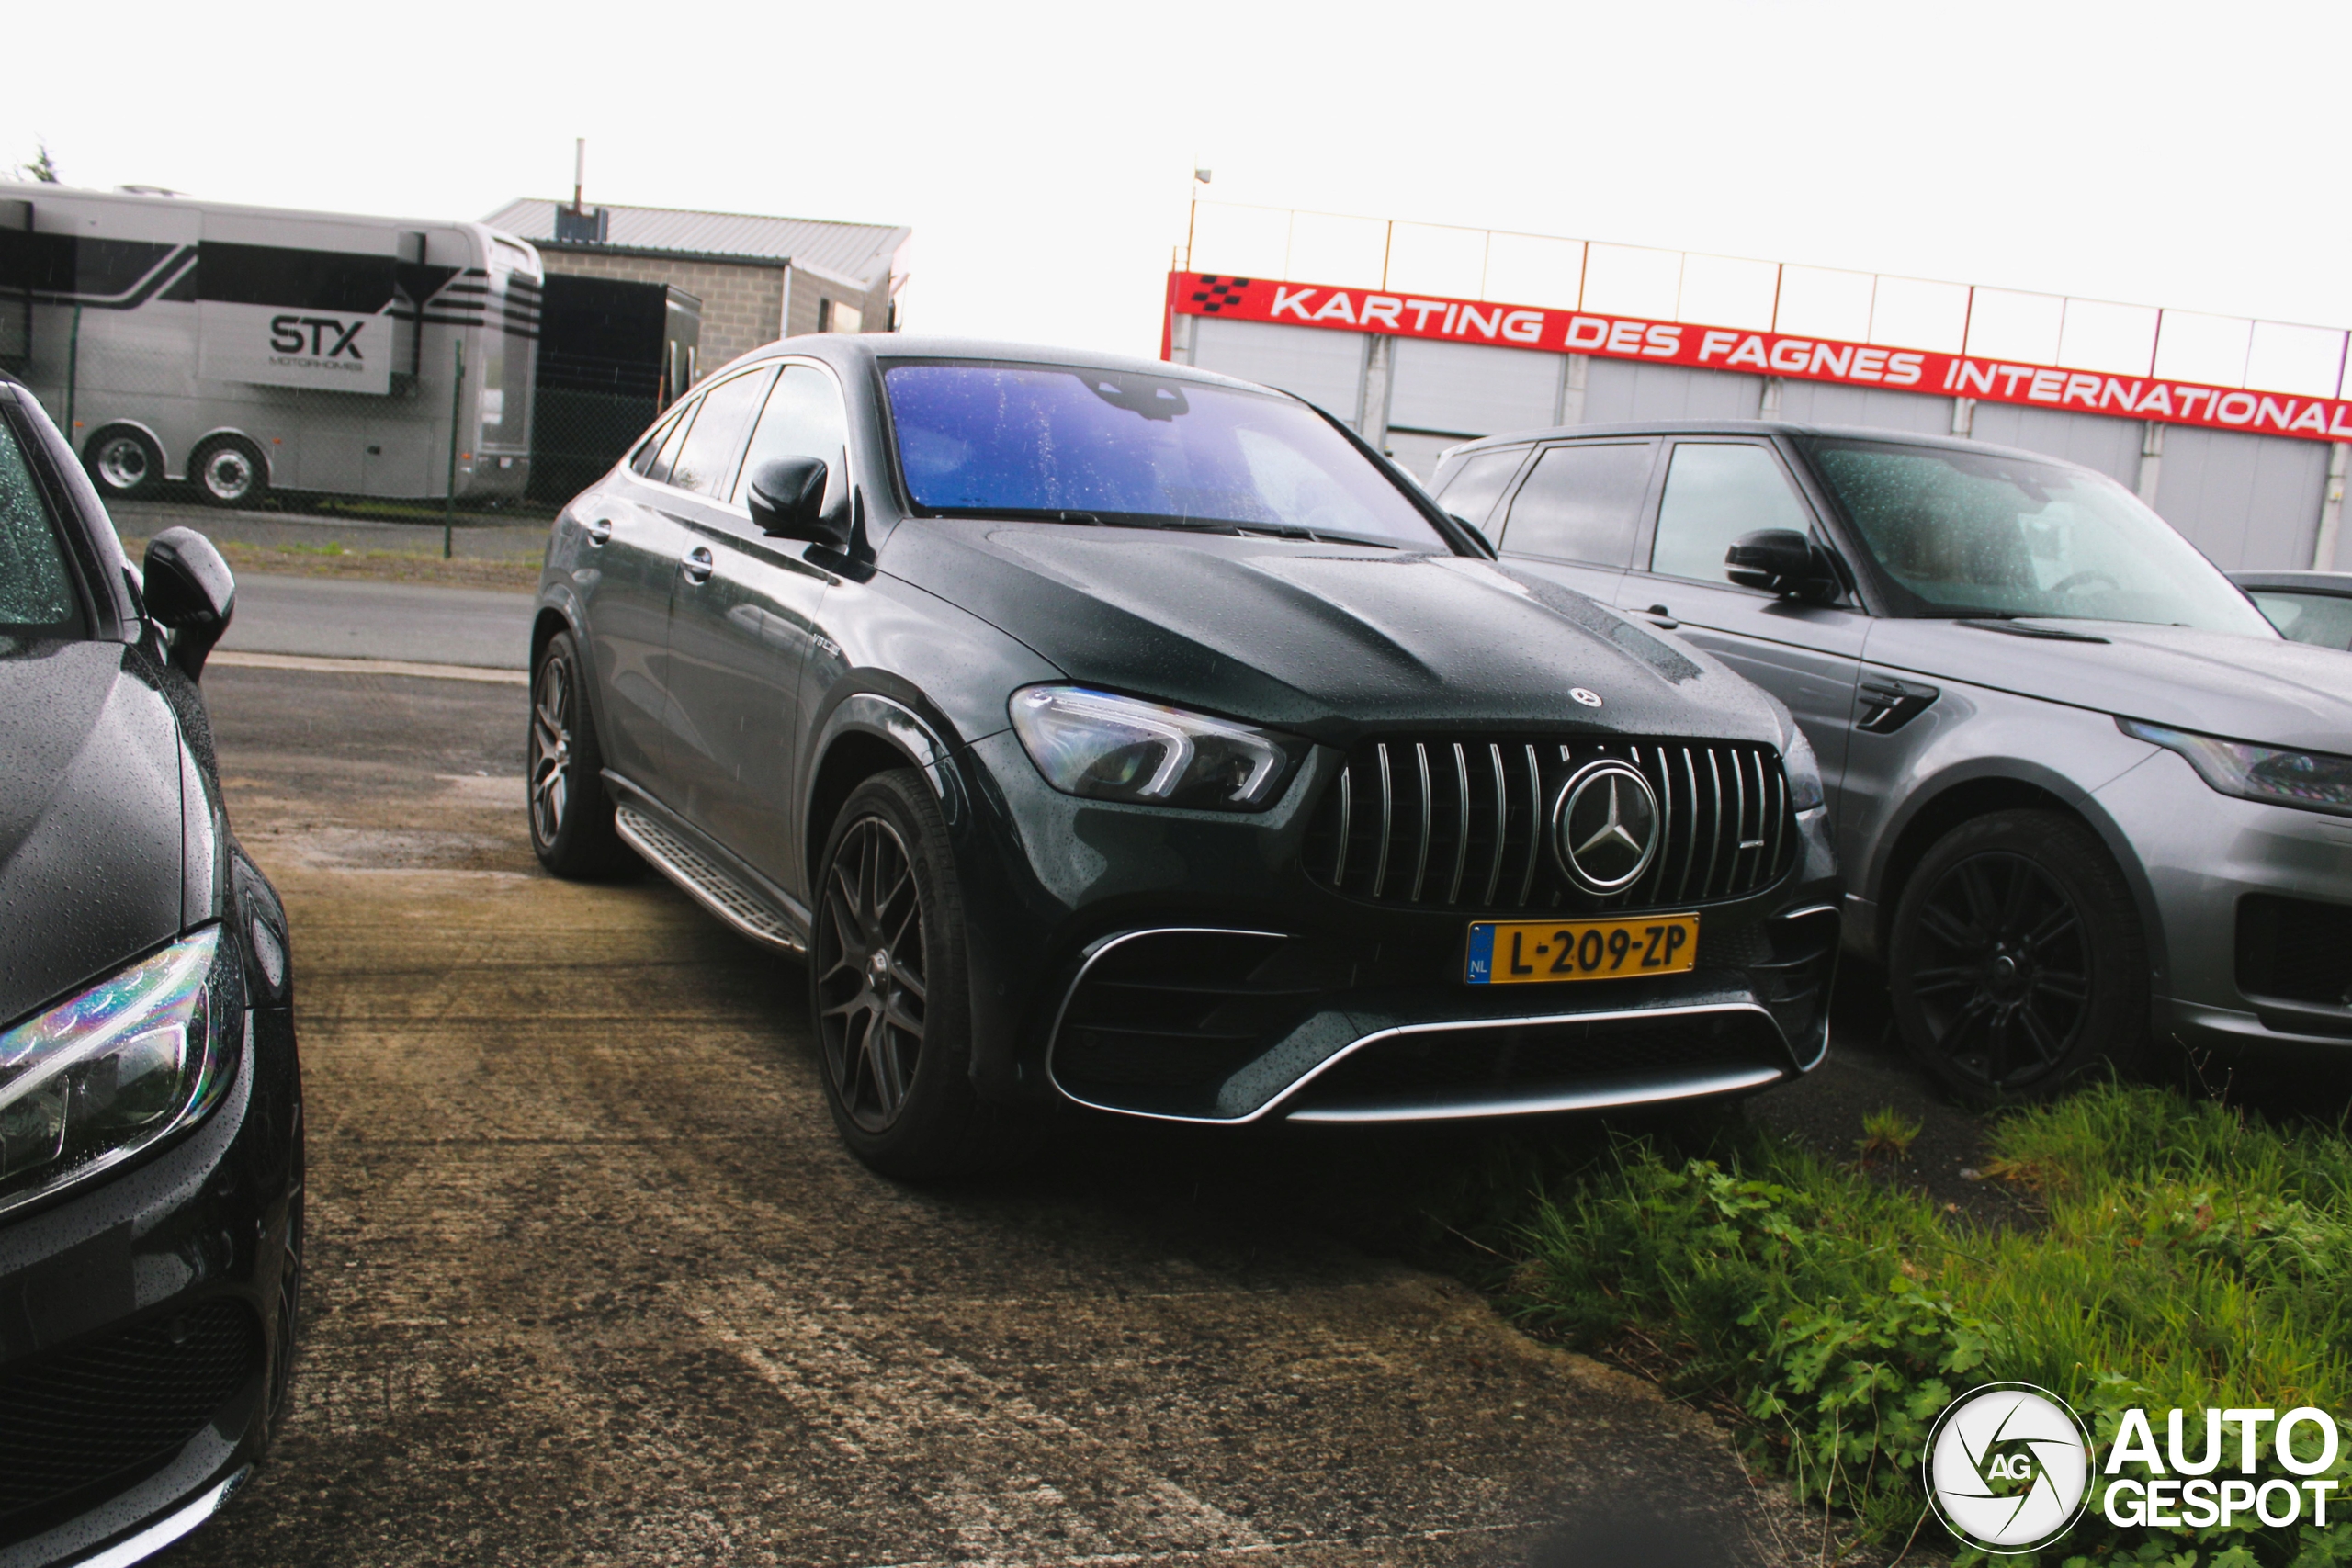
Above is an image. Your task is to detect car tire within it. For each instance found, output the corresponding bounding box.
[527,630,631,877]
[85,424,165,500]
[1888,808,2145,1106]
[188,435,268,507]
[811,769,1034,1179]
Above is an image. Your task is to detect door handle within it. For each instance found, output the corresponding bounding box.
[1644,604,1679,629]
[583,517,613,547]
[681,546,715,585]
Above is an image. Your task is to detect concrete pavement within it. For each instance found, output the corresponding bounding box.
[218,574,534,669]
[171,660,1809,1567]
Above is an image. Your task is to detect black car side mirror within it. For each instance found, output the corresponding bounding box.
[747,457,848,549]
[1725,529,1841,604]
[142,527,235,680]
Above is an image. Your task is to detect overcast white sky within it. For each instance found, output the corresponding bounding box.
[8,0,2346,360]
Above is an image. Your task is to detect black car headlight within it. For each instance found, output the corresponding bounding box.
[2119,718,2352,818]
[0,926,232,1212]
[1009,685,1303,810]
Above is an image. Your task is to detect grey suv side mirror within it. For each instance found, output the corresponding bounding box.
[1725,529,1840,604]
[746,457,847,549]
[142,526,235,680]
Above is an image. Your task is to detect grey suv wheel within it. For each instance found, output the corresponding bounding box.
[527,630,629,877]
[1888,808,2145,1104]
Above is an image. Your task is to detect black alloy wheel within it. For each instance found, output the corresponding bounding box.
[810,770,1032,1178]
[817,811,928,1132]
[1888,808,2144,1105]
[190,435,268,506]
[85,425,164,499]
[526,630,628,876]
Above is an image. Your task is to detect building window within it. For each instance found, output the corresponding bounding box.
[818,299,863,334]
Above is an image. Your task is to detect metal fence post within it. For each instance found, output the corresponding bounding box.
[444,336,464,559]
[62,304,82,448]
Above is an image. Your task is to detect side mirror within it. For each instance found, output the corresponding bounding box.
[142,527,235,680]
[746,457,845,548]
[1725,529,1840,603]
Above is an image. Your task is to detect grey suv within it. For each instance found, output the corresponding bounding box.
[1434,422,2352,1101]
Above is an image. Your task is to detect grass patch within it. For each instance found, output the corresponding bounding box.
[119,536,540,592]
[1500,1083,2352,1565]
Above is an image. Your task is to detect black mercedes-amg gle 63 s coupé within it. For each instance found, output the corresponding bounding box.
[526,338,1839,1176]
[0,373,301,1566]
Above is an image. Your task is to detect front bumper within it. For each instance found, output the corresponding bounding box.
[0,1007,300,1568]
[2098,748,2352,1051]
[954,732,1841,1122]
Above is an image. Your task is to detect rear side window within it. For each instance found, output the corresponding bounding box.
[1430,447,1523,529]
[1648,443,1813,585]
[667,370,775,498]
[0,416,81,634]
[630,407,685,479]
[1498,442,1655,567]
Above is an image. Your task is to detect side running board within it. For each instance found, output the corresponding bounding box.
[615,803,806,954]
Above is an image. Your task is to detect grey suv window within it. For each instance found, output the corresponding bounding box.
[1499,442,1654,566]
[1430,447,1522,530]
[1649,442,1813,585]
[667,370,775,499]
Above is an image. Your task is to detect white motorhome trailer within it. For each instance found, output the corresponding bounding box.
[0,186,540,505]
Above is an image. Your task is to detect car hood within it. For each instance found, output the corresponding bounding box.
[1861,617,2352,751]
[880,521,1786,743]
[0,640,189,1028]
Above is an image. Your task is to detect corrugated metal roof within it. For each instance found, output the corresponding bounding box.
[482,199,909,287]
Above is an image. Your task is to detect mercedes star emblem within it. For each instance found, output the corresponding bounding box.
[1552,760,1662,893]
[1570,687,1603,708]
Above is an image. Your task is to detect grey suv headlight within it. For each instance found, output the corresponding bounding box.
[0,926,231,1211]
[2119,718,2352,818]
[1009,685,1303,810]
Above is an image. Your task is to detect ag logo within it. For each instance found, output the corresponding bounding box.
[1551,760,1659,893]
[1924,1382,2094,1554]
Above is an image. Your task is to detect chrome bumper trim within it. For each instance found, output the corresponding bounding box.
[75,1468,249,1568]
[1285,1064,1786,1123]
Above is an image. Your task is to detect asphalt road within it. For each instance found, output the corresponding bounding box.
[218,574,534,669]
[165,660,1818,1568]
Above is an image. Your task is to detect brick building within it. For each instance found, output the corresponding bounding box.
[483,198,911,378]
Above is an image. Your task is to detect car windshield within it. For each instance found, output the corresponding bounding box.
[881,361,1449,549]
[1804,438,2274,637]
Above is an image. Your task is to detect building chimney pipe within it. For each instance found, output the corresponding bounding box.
[572,138,585,215]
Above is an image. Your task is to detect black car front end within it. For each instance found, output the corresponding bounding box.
[0,373,302,1567]
[952,719,1839,1126]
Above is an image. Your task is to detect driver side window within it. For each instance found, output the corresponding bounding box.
[1648,443,1814,586]
[734,366,852,514]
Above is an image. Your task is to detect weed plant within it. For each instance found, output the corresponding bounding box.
[1503,1083,2352,1566]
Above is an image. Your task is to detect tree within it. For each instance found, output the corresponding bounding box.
[17,141,60,184]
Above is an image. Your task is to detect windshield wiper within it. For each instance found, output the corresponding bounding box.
[927,506,1406,549]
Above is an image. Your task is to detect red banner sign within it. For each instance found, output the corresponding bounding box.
[1168,272,2352,444]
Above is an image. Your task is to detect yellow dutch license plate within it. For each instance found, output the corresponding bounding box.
[1465,915,1701,985]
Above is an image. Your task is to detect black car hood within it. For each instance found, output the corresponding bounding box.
[881,522,1786,744]
[0,640,188,1028]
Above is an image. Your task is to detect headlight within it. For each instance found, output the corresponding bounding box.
[2119,718,2352,818]
[1009,686,1302,810]
[0,926,230,1210]
[1782,725,1826,813]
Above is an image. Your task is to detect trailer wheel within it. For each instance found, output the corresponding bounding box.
[190,436,268,507]
[85,426,165,500]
